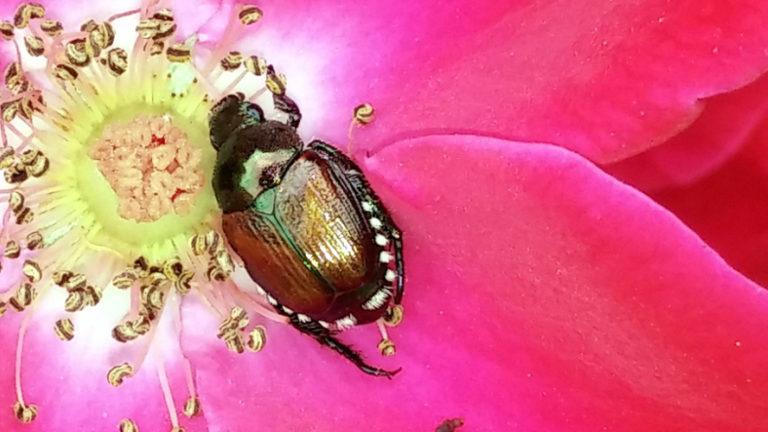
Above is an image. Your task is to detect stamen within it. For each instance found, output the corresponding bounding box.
[23,35,44,57]
[54,318,75,341]
[40,20,63,37]
[238,6,263,25]
[107,362,134,387]
[14,316,36,423]
[183,397,201,418]
[376,320,396,356]
[353,103,375,124]
[384,304,404,327]
[157,360,180,430]
[119,419,140,432]
[348,103,375,154]
[246,325,267,353]
[0,21,14,40]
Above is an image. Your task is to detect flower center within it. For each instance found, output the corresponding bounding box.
[89,113,204,223]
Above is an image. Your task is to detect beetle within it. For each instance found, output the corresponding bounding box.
[208,79,404,378]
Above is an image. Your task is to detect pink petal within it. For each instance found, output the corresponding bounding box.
[646,123,768,288]
[0,293,209,431]
[608,73,768,190]
[203,0,768,163]
[182,136,768,431]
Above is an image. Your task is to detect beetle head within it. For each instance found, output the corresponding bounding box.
[211,111,303,214]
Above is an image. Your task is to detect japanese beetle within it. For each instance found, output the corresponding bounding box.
[209,86,404,378]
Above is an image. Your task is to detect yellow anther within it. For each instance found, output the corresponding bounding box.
[54,318,75,341]
[175,270,194,294]
[17,98,34,120]
[4,162,28,185]
[220,51,243,71]
[22,259,42,283]
[377,338,396,356]
[166,43,191,63]
[53,64,79,81]
[24,35,44,57]
[206,262,226,282]
[112,321,139,343]
[149,41,165,56]
[183,397,201,418]
[104,47,128,77]
[14,3,45,29]
[384,304,404,327]
[63,273,87,291]
[133,257,150,277]
[64,290,85,312]
[19,148,39,165]
[147,285,166,309]
[230,306,249,329]
[9,283,35,312]
[83,285,103,307]
[13,401,38,423]
[246,326,267,353]
[153,20,177,42]
[9,190,24,212]
[52,270,73,286]
[189,234,208,256]
[0,147,15,168]
[353,103,375,124]
[223,332,245,354]
[26,231,44,250]
[4,240,20,259]
[26,154,49,177]
[0,21,14,40]
[204,232,220,256]
[238,5,263,25]
[162,257,183,281]
[244,55,267,76]
[119,419,140,432]
[65,38,92,67]
[1,100,19,123]
[107,363,133,387]
[153,9,174,22]
[265,67,287,95]
[136,19,159,39]
[112,270,137,289]
[215,250,234,276]
[15,207,34,225]
[132,315,151,335]
[4,62,22,90]
[40,19,62,37]
[89,22,115,50]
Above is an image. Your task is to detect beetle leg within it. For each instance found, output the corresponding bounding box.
[272,91,302,129]
[288,314,402,379]
[390,228,405,305]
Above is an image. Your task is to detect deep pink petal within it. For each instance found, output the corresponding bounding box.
[182,136,768,431]
[645,121,768,288]
[0,294,209,431]
[608,73,768,190]
[202,0,768,163]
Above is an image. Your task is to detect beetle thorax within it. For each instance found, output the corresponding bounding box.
[213,121,303,214]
